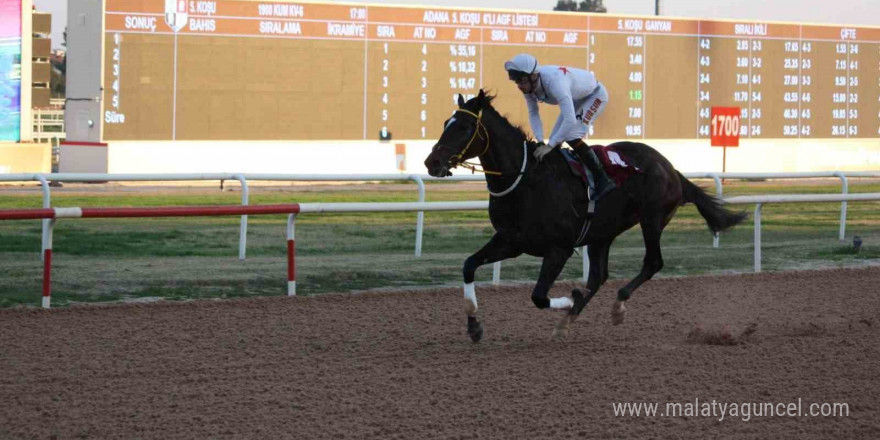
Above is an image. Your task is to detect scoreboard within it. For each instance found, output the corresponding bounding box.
[102,0,880,142]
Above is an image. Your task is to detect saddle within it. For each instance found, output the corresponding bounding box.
[560,145,642,202]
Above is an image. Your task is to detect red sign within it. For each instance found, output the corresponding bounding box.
[710,107,741,147]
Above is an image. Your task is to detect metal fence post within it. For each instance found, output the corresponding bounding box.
[412,175,425,257]
[834,172,848,240]
[235,174,249,260]
[754,203,763,273]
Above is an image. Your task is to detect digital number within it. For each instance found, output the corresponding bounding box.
[349,7,366,20]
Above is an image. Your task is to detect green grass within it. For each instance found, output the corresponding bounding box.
[1,179,878,307]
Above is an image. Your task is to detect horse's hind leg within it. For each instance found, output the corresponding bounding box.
[462,234,522,342]
[568,242,608,318]
[613,216,665,325]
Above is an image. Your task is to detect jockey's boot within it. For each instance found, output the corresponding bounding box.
[568,139,616,199]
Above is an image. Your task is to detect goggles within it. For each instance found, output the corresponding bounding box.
[507,70,531,82]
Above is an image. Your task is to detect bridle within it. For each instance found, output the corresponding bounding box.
[443,108,528,198]
[449,108,495,175]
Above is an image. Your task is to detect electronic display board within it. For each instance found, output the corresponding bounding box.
[103,0,880,142]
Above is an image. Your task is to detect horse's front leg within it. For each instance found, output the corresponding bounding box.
[569,242,607,317]
[531,246,574,309]
[554,242,608,337]
[462,234,522,343]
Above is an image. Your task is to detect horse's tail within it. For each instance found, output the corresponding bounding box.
[677,171,748,233]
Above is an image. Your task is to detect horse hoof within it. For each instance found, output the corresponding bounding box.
[468,322,484,343]
[611,301,626,325]
[552,326,569,339]
[553,314,573,338]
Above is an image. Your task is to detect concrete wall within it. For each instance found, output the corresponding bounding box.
[77,138,880,175]
[0,142,51,173]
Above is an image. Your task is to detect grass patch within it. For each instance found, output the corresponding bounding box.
[1,180,879,307]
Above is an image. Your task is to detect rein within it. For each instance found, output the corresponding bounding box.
[487,141,528,198]
[452,109,528,198]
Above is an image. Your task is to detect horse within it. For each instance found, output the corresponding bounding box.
[424,90,747,342]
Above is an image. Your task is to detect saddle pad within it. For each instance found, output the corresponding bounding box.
[590,145,642,187]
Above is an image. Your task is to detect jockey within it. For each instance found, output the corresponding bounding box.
[504,53,615,198]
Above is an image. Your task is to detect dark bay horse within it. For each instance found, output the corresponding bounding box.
[424,90,747,342]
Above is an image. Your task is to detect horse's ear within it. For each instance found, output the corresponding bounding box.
[457,94,465,107]
[477,89,485,105]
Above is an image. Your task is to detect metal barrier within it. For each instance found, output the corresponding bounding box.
[1,171,878,262]
[2,194,878,308]
[0,204,301,308]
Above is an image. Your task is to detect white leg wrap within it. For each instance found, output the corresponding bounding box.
[549,297,574,310]
[463,282,477,315]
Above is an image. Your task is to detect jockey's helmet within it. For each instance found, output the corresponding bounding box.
[504,53,538,82]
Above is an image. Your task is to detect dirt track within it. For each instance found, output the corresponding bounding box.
[1,268,879,439]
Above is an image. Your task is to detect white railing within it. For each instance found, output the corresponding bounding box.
[724,193,880,272]
[1,171,878,263]
[1,194,879,307]
[32,109,65,137]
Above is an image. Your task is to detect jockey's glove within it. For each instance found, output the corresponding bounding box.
[533,141,557,162]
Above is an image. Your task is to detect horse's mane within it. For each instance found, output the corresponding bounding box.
[477,92,533,144]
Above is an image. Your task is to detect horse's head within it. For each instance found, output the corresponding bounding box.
[425,89,490,177]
